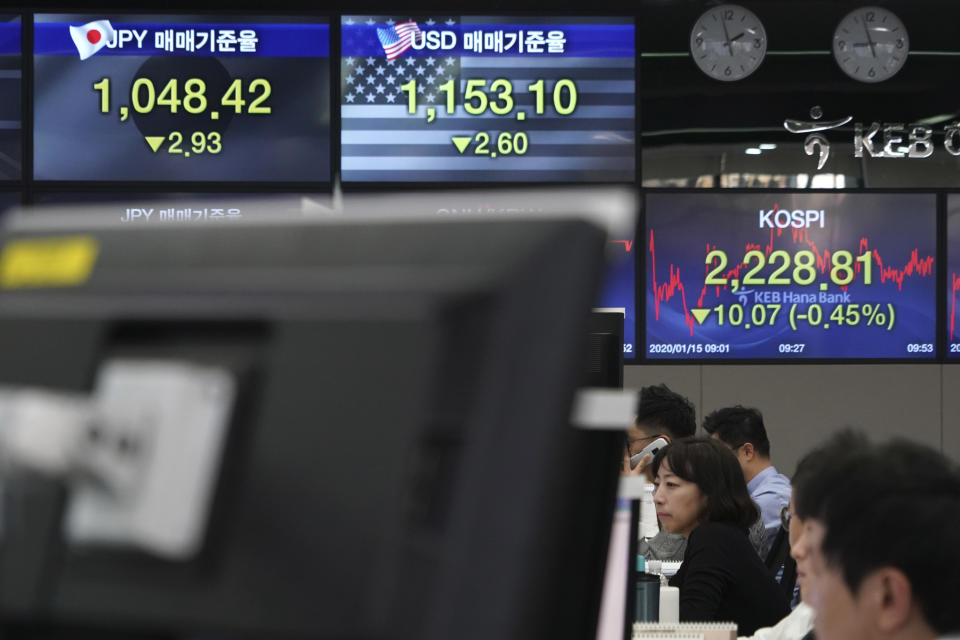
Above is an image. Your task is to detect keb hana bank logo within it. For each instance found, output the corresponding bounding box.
[69,19,116,60]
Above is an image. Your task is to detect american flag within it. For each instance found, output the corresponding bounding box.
[376,20,421,61]
[342,16,460,111]
[341,16,635,183]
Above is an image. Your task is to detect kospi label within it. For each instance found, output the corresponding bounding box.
[759,207,824,229]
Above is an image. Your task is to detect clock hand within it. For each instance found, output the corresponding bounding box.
[721,17,734,55]
[863,17,877,58]
[730,32,745,42]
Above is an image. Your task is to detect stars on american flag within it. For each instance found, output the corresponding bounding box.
[341,16,461,107]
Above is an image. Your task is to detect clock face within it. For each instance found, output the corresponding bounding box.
[833,7,909,83]
[690,4,767,81]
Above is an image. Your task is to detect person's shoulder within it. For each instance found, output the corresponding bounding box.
[768,466,792,486]
[686,522,754,564]
[690,521,747,545]
[753,467,792,494]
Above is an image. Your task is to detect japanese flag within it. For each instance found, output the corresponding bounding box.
[69,20,115,60]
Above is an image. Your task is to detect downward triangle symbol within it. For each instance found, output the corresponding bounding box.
[145,136,165,152]
[451,136,471,153]
[690,308,711,325]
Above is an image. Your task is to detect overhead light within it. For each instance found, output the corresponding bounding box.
[915,114,957,126]
[745,148,762,155]
[759,143,777,150]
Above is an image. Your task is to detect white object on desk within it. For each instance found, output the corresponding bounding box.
[634,621,737,639]
[659,586,680,623]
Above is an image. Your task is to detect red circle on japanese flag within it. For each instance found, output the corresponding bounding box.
[86,29,101,44]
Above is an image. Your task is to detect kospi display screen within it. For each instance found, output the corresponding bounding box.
[340,15,635,183]
[645,193,938,360]
[34,15,330,182]
[948,196,960,359]
[0,16,21,180]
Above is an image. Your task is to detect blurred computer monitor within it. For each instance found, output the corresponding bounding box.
[0,192,630,640]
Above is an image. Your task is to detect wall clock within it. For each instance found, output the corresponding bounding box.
[690,4,768,81]
[833,7,909,83]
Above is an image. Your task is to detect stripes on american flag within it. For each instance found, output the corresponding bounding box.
[376,20,421,61]
[341,16,635,183]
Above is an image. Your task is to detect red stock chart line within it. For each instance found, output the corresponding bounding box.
[649,227,936,336]
[952,273,960,341]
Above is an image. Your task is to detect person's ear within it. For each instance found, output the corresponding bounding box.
[863,568,914,633]
[741,442,756,461]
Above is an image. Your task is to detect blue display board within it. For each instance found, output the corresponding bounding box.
[948,196,960,359]
[644,193,938,360]
[340,15,635,183]
[0,16,21,180]
[34,14,330,182]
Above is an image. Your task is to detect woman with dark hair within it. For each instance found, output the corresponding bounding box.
[652,437,790,635]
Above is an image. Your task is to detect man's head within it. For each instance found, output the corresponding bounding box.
[790,430,869,603]
[792,431,960,640]
[626,384,696,460]
[702,405,771,482]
